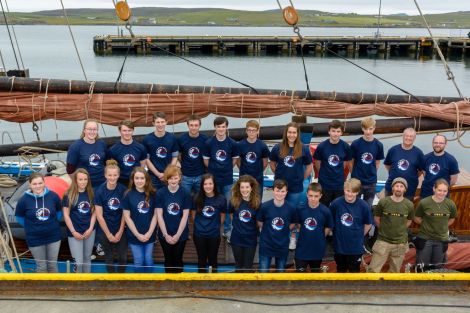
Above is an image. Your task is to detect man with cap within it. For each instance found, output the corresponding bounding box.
[367,177,414,272]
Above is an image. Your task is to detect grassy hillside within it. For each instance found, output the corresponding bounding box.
[1,8,470,28]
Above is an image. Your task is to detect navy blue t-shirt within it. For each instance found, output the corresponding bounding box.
[313,139,352,191]
[62,191,95,237]
[229,200,258,248]
[257,200,296,258]
[295,203,333,261]
[66,138,107,186]
[142,131,179,175]
[351,137,384,185]
[122,189,156,245]
[330,196,372,255]
[192,194,226,238]
[94,182,127,235]
[15,189,62,247]
[269,144,312,193]
[384,144,424,198]
[155,187,191,242]
[238,139,269,186]
[178,132,207,177]
[108,140,147,180]
[204,136,239,187]
[421,152,459,198]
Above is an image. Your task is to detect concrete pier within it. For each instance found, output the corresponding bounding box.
[93,35,470,58]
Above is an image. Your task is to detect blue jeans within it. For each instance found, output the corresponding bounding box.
[258,254,287,273]
[286,191,304,208]
[218,183,233,234]
[181,175,202,195]
[129,242,154,273]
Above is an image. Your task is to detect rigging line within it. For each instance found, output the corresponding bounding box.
[324,47,422,103]
[0,49,7,71]
[0,0,20,70]
[146,41,260,94]
[4,0,25,70]
[59,0,88,81]
[375,0,382,39]
[113,38,133,92]
[412,0,466,101]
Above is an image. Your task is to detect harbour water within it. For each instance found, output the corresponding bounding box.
[0,25,469,178]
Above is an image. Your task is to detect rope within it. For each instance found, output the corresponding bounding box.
[413,0,467,101]
[0,174,17,188]
[0,197,22,272]
[3,0,25,70]
[452,101,470,148]
[0,0,20,69]
[59,0,88,81]
[0,49,7,72]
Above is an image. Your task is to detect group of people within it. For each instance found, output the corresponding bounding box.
[15,113,459,273]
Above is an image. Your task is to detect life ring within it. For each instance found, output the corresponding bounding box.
[310,144,349,181]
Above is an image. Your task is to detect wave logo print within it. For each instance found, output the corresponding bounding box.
[215,150,227,162]
[89,154,101,166]
[283,155,295,168]
[246,152,257,164]
[167,203,180,216]
[78,201,91,214]
[202,206,215,217]
[156,147,168,158]
[36,208,51,221]
[361,152,374,164]
[340,213,354,227]
[188,147,200,159]
[429,163,441,175]
[328,155,340,167]
[137,201,149,214]
[271,217,285,231]
[107,197,120,211]
[304,217,318,231]
[398,159,410,171]
[239,210,252,222]
[123,154,136,167]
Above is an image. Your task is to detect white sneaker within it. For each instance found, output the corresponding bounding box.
[289,235,297,250]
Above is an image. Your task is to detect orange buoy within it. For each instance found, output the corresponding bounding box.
[44,176,70,200]
[282,6,299,26]
[115,1,132,22]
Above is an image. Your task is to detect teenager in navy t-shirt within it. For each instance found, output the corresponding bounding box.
[295,182,333,272]
[142,112,179,189]
[269,122,312,207]
[238,120,269,199]
[66,119,107,187]
[330,178,372,273]
[62,168,97,273]
[107,120,147,187]
[122,167,157,273]
[156,165,191,273]
[94,160,128,273]
[229,175,261,272]
[15,173,62,273]
[257,179,296,272]
[191,173,226,273]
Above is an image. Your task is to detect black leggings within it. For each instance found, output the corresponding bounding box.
[99,233,128,273]
[231,244,256,272]
[193,235,221,273]
[334,253,362,273]
[295,259,322,272]
[159,239,186,273]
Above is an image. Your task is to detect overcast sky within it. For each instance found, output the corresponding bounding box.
[3,0,469,15]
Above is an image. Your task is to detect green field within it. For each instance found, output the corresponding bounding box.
[1,8,470,28]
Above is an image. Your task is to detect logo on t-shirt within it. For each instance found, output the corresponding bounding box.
[398,159,410,171]
[215,149,227,162]
[123,154,136,167]
[429,163,441,175]
[36,208,51,221]
[188,147,200,159]
[89,154,101,166]
[271,217,285,231]
[202,206,216,217]
[361,152,374,165]
[77,201,91,214]
[167,203,181,215]
[340,213,354,227]
[328,155,340,167]
[156,147,168,158]
[239,210,252,222]
[107,197,121,211]
[137,201,150,214]
[246,152,257,164]
[304,217,318,230]
[283,155,295,168]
